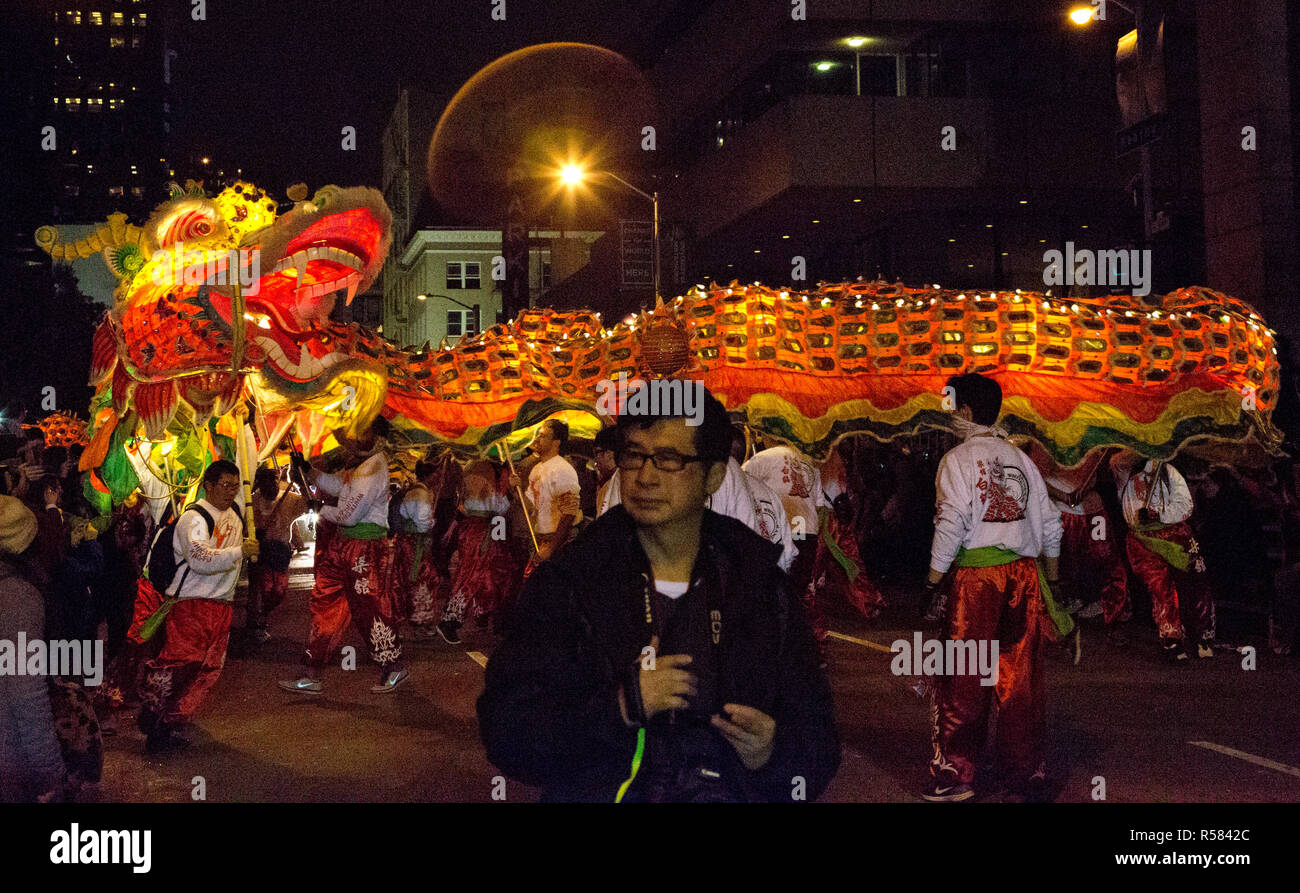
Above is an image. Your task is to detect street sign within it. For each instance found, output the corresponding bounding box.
[620,219,653,289]
[1116,113,1167,157]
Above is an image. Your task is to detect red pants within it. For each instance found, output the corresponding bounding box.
[304,536,402,671]
[248,563,289,629]
[1125,523,1216,644]
[807,517,884,636]
[930,558,1045,785]
[445,515,519,623]
[394,532,440,627]
[98,578,168,709]
[1060,512,1130,624]
[139,598,234,727]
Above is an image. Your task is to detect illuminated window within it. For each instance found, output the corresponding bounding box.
[54,35,60,45]
[64,184,80,197]
[134,13,147,25]
[109,186,124,197]
[446,261,481,290]
[112,12,124,26]
[132,186,144,198]
[110,36,124,47]
[131,35,140,48]
[69,11,81,25]
[90,11,103,25]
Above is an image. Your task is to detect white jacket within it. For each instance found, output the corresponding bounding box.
[930,430,1063,575]
[317,452,390,529]
[1112,456,1194,527]
[170,499,245,602]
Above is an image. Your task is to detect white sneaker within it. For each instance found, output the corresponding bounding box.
[370,668,410,693]
[277,677,323,694]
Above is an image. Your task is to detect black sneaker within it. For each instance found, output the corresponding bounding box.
[145,727,190,755]
[1162,640,1189,663]
[921,780,974,802]
[436,620,462,645]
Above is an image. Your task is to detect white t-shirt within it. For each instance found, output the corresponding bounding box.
[744,445,828,535]
[656,580,689,600]
[929,431,1063,575]
[527,454,582,534]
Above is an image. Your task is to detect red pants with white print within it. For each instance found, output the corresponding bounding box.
[139,598,234,727]
[393,532,441,627]
[929,558,1045,786]
[1125,522,1216,644]
[304,535,402,671]
[1059,511,1130,624]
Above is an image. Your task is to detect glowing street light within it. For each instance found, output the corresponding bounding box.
[556,161,660,299]
[1069,6,1095,25]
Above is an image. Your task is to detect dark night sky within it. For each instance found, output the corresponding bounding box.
[168,0,662,194]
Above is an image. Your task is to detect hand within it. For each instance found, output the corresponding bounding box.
[535,541,554,561]
[639,638,697,719]
[508,473,522,491]
[241,538,260,559]
[711,704,777,771]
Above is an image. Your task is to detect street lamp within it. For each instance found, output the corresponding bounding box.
[1068,0,1157,246]
[416,293,482,336]
[557,162,660,300]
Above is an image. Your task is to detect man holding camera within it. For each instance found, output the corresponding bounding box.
[478,388,839,802]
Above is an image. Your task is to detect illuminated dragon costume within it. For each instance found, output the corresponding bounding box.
[36,181,1282,509]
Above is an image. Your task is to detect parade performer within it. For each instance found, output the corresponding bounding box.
[247,467,306,642]
[923,373,1063,802]
[1111,451,1216,661]
[509,419,581,578]
[440,460,516,642]
[137,460,258,752]
[807,450,885,632]
[1027,444,1132,645]
[744,441,829,599]
[394,458,446,638]
[278,420,408,694]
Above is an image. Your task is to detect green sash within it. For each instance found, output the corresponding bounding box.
[818,506,860,581]
[339,522,387,540]
[955,545,1074,638]
[1129,523,1190,572]
[400,519,433,584]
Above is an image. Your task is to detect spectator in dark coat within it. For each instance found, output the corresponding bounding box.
[478,388,839,802]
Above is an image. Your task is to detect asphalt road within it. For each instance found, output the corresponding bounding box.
[93,548,1300,803]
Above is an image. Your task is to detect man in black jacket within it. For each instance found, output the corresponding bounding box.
[478,386,840,802]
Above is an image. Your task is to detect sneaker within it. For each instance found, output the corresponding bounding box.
[370,667,410,694]
[1076,601,1104,619]
[1016,768,1054,803]
[1196,642,1215,659]
[921,592,947,626]
[1162,641,1189,664]
[145,727,190,754]
[921,780,974,802]
[277,677,323,694]
[436,620,462,645]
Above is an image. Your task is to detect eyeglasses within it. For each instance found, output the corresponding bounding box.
[616,448,707,472]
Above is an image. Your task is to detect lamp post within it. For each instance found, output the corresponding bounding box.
[1069,0,1158,247]
[559,163,660,300]
[416,292,482,339]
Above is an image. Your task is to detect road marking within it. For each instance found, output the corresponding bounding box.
[466,651,488,669]
[1189,741,1300,778]
[825,630,894,654]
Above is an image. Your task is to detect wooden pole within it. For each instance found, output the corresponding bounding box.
[499,437,540,554]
